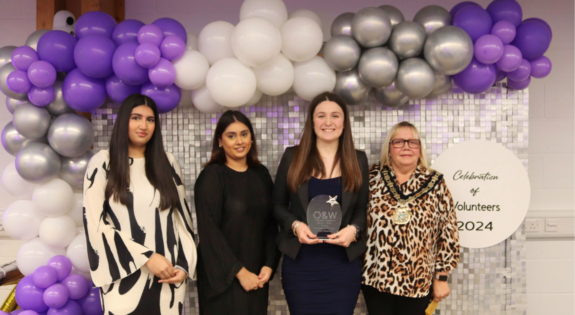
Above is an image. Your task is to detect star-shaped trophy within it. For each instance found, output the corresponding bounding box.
[307,195,342,240]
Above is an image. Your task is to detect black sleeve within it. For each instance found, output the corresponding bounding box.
[272,147,299,230]
[260,165,281,280]
[194,166,243,296]
[350,151,369,232]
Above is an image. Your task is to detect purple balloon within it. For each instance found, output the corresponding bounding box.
[496,45,522,72]
[29,86,55,106]
[112,19,145,46]
[78,286,102,315]
[495,66,507,82]
[507,58,531,82]
[450,2,480,18]
[75,11,117,40]
[7,70,31,93]
[160,36,185,61]
[491,20,516,45]
[152,18,187,44]
[137,24,164,47]
[11,311,23,315]
[46,300,82,315]
[12,46,39,71]
[106,74,142,103]
[28,61,57,88]
[33,266,59,289]
[141,82,181,113]
[530,56,552,78]
[453,57,497,93]
[135,43,161,68]
[149,58,176,88]
[486,0,523,28]
[74,35,116,79]
[474,34,504,64]
[43,284,69,309]
[507,76,531,90]
[112,41,149,85]
[453,5,493,42]
[47,256,72,282]
[63,68,106,112]
[18,312,39,315]
[15,275,48,313]
[523,18,552,40]
[37,31,77,73]
[0,311,9,315]
[511,19,552,61]
[61,274,89,300]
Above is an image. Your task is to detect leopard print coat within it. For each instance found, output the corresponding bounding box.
[361,163,459,298]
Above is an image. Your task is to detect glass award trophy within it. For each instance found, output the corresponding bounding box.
[307,195,342,240]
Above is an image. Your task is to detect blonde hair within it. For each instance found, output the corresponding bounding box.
[380,121,428,168]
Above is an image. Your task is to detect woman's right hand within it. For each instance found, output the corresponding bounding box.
[295,223,321,245]
[145,253,175,279]
[236,267,260,292]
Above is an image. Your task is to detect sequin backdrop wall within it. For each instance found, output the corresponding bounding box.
[92,83,528,315]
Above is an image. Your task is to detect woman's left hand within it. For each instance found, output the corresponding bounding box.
[257,266,273,288]
[323,225,356,248]
[158,268,187,284]
[433,280,450,302]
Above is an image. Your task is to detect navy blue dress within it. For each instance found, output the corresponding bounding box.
[281,177,362,315]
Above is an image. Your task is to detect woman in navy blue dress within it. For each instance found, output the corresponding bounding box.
[273,92,369,315]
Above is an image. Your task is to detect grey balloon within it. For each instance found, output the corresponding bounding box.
[378,5,405,28]
[396,58,436,99]
[1,121,48,156]
[331,12,355,37]
[413,5,452,35]
[15,142,61,184]
[6,97,31,114]
[25,29,50,51]
[351,7,392,48]
[358,47,398,88]
[334,69,370,105]
[424,26,473,75]
[47,80,75,116]
[60,150,95,190]
[47,113,94,157]
[323,35,361,72]
[389,21,426,60]
[428,71,452,97]
[0,46,16,68]
[373,81,409,108]
[0,63,28,100]
[13,103,51,139]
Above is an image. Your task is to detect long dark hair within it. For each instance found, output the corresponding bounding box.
[205,110,261,167]
[287,91,362,193]
[105,93,180,211]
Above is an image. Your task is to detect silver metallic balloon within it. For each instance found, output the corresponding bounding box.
[60,149,95,189]
[351,7,392,48]
[396,58,436,99]
[389,21,426,60]
[1,121,47,156]
[373,81,409,108]
[47,80,75,116]
[378,5,405,28]
[15,142,61,184]
[358,47,398,88]
[0,46,16,68]
[25,29,50,51]
[428,71,452,97]
[6,97,31,114]
[47,113,94,158]
[413,5,452,35]
[423,26,473,75]
[13,103,51,139]
[323,35,361,72]
[334,69,370,105]
[331,12,355,37]
[0,63,28,100]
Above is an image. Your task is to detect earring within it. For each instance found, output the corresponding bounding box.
[219,144,222,148]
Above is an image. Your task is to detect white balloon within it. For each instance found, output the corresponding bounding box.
[198,21,235,66]
[67,233,90,273]
[232,17,282,67]
[293,56,337,101]
[191,85,224,113]
[71,267,92,281]
[186,33,198,51]
[33,178,74,217]
[173,50,210,90]
[281,17,323,62]
[253,53,294,96]
[178,89,193,108]
[2,161,35,198]
[17,237,66,276]
[2,200,45,241]
[206,58,257,107]
[289,9,322,26]
[66,192,84,227]
[243,88,263,106]
[39,215,77,248]
[239,0,288,28]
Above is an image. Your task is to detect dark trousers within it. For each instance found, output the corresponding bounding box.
[362,285,431,315]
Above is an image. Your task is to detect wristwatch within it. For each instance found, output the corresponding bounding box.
[435,274,449,282]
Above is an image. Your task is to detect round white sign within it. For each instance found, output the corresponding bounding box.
[431,140,530,248]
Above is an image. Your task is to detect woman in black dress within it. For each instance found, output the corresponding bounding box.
[273,92,369,315]
[195,110,280,314]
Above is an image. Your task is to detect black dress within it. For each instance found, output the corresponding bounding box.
[194,163,280,315]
